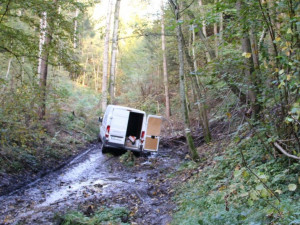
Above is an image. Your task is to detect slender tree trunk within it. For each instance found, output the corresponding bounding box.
[83,56,88,86]
[213,0,219,59]
[6,58,12,79]
[169,0,199,161]
[74,8,79,49]
[38,12,47,76]
[236,0,260,117]
[161,0,171,119]
[219,11,223,43]
[38,8,54,120]
[39,29,51,119]
[198,0,207,37]
[102,0,113,111]
[214,23,218,58]
[192,25,211,143]
[250,26,260,69]
[109,0,121,104]
[184,2,246,104]
[198,0,211,62]
[21,57,24,80]
[96,63,100,91]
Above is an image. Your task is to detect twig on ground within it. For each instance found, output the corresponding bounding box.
[273,142,300,160]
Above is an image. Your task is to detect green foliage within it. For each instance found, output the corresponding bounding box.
[0,71,100,173]
[119,151,135,167]
[60,207,130,225]
[172,137,300,225]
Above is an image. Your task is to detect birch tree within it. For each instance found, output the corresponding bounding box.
[38,11,51,119]
[109,0,121,104]
[169,0,199,161]
[101,0,113,111]
[161,0,171,119]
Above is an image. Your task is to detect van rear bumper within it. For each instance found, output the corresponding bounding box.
[103,139,142,152]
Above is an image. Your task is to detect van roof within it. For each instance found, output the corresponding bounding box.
[107,105,146,114]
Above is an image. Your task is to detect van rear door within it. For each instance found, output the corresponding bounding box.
[144,115,162,152]
[109,108,130,144]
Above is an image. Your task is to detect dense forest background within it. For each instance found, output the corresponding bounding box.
[0,0,299,224]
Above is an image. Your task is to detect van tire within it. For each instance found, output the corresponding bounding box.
[101,143,108,154]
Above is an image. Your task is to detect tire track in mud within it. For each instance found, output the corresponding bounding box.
[0,144,183,225]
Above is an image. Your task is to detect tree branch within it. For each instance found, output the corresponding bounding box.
[273,142,300,160]
[0,0,11,24]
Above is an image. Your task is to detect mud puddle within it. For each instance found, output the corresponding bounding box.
[0,144,184,225]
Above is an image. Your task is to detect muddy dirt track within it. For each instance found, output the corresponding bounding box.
[0,143,186,225]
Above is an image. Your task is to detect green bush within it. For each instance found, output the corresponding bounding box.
[172,137,300,225]
[60,207,130,225]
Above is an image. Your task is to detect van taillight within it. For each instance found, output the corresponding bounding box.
[141,131,145,143]
[105,125,110,138]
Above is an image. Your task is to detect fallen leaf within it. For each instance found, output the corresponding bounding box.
[288,184,297,191]
[242,52,252,58]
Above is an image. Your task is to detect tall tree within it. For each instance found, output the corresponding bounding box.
[38,10,52,119]
[109,0,121,104]
[102,0,113,111]
[236,0,261,117]
[191,25,211,143]
[169,0,199,161]
[161,0,171,119]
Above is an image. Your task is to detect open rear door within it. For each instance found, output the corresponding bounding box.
[109,108,130,144]
[144,115,162,152]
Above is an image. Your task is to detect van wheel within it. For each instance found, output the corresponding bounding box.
[101,143,108,154]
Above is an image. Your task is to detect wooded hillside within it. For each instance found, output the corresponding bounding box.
[0,0,299,224]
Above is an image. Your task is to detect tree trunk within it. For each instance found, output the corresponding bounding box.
[73,8,79,49]
[250,26,260,69]
[6,58,12,79]
[191,25,211,143]
[183,2,246,105]
[213,0,219,59]
[101,0,113,112]
[219,11,223,44]
[236,0,260,117]
[198,0,211,62]
[82,56,88,86]
[38,12,47,76]
[169,0,199,161]
[161,0,171,119]
[38,10,52,120]
[109,0,121,104]
[198,0,207,37]
[214,22,218,58]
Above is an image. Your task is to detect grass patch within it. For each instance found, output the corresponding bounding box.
[119,151,136,167]
[59,207,130,225]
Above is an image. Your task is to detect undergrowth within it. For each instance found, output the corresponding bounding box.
[119,151,136,167]
[59,207,130,225]
[0,73,101,174]
[172,135,300,225]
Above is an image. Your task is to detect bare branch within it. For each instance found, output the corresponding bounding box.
[0,0,11,24]
[273,142,300,160]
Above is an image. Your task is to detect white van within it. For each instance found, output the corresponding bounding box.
[99,105,162,153]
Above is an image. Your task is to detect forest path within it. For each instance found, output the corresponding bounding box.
[0,144,184,224]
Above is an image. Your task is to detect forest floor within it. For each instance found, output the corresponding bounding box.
[0,139,194,225]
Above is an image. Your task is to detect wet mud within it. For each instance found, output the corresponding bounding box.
[0,144,185,225]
